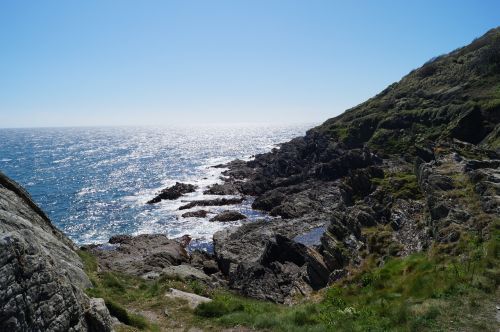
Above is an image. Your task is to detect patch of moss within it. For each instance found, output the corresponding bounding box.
[371,171,422,200]
[367,128,416,155]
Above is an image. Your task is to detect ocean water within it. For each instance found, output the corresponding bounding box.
[0,125,310,249]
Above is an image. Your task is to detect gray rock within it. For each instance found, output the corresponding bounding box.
[181,210,209,218]
[229,235,329,303]
[0,171,113,331]
[161,264,210,281]
[179,197,244,210]
[210,210,247,222]
[203,183,239,195]
[90,233,190,276]
[86,298,113,332]
[165,288,211,309]
[213,216,327,277]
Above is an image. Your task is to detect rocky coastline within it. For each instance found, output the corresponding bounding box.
[1,27,499,331]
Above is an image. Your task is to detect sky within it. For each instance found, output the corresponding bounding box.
[0,1,499,128]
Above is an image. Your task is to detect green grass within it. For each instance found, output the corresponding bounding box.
[78,250,214,331]
[78,251,153,330]
[371,171,422,200]
[194,219,500,331]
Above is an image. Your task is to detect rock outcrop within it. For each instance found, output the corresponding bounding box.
[147,182,197,204]
[179,197,244,210]
[228,234,329,304]
[210,210,246,222]
[87,234,190,277]
[0,172,113,331]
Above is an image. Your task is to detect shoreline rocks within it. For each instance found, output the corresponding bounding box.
[147,182,197,204]
[181,210,209,218]
[179,197,244,210]
[86,234,190,276]
[210,210,247,222]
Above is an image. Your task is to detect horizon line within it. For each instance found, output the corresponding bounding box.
[0,121,320,130]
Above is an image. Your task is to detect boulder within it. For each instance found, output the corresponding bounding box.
[165,288,212,309]
[147,182,197,204]
[210,210,247,222]
[181,210,209,218]
[89,234,189,276]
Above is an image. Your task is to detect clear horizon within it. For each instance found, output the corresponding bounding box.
[1,1,499,128]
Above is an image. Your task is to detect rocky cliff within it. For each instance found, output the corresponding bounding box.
[0,172,113,331]
[209,27,500,303]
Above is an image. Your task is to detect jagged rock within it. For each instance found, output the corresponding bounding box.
[252,189,286,211]
[89,234,189,276]
[466,159,500,214]
[214,29,500,302]
[329,269,347,283]
[181,210,209,218]
[147,182,197,204]
[203,183,239,195]
[0,171,113,331]
[228,235,329,303]
[179,197,244,210]
[213,217,327,276]
[210,210,247,222]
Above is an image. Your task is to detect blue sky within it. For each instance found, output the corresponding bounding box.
[1,1,499,128]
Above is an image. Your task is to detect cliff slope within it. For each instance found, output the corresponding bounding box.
[210,27,500,304]
[0,172,113,331]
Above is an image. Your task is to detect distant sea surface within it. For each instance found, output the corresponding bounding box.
[0,125,311,249]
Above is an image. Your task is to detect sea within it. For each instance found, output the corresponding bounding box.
[0,125,311,250]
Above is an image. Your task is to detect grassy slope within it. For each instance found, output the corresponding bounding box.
[314,27,500,154]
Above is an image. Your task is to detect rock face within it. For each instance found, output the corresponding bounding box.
[210,28,500,302]
[210,210,247,222]
[229,235,329,304]
[147,182,197,204]
[88,234,190,277]
[0,172,113,331]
